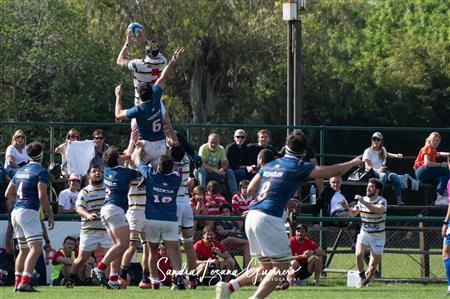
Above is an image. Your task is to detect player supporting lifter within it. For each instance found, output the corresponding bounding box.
[170,142,198,288]
[135,141,186,290]
[215,132,362,299]
[114,47,186,168]
[67,165,110,286]
[338,178,387,288]
[5,142,54,292]
[91,147,138,289]
[118,174,150,289]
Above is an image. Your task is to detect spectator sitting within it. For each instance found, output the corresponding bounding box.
[205,181,227,216]
[91,129,109,169]
[214,204,250,269]
[247,129,278,167]
[231,179,254,216]
[364,132,417,205]
[194,226,235,283]
[197,133,238,196]
[413,132,450,205]
[4,130,29,177]
[225,129,256,184]
[314,176,348,218]
[157,242,173,286]
[57,174,81,214]
[276,224,326,289]
[55,129,80,177]
[190,186,207,229]
[52,236,77,286]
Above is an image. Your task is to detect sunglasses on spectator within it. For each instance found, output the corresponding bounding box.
[372,138,381,142]
[235,136,246,139]
[93,136,104,140]
[15,136,25,139]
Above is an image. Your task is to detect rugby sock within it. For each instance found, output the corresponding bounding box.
[228,279,240,293]
[119,265,129,280]
[109,273,119,282]
[142,269,150,283]
[69,272,78,280]
[14,272,22,288]
[20,272,32,285]
[150,277,161,285]
[359,270,365,279]
[96,261,107,271]
[444,258,450,287]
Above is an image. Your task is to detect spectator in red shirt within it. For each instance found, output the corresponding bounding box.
[157,242,173,286]
[277,224,326,290]
[52,236,76,285]
[205,181,227,216]
[194,226,235,282]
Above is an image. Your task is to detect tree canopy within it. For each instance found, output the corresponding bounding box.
[0,0,448,127]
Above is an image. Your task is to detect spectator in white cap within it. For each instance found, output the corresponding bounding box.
[363,132,418,205]
[226,129,256,184]
[57,174,81,214]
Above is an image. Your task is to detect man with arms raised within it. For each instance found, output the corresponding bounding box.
[338,178,387,288]
[216,132,361,299]
[5,142,54,292]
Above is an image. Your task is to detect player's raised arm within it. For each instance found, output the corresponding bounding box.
[114,85,128,120]
[309,156,362,179]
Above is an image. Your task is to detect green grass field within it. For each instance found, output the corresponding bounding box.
[0,283,447,299]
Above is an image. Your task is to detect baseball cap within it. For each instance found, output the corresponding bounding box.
[295,224,307,232]
[234,129,246,138]
[68,173,81,181]
[372,132,383,140]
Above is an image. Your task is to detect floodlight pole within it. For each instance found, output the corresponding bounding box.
[284,0,305,135]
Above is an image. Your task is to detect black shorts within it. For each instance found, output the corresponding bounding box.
[295,262,313,280]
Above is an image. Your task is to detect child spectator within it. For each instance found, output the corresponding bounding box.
[57,174,81,214]
[205,181,227,216]
[231,179,254,216]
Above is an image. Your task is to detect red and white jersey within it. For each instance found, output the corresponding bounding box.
[175,154,190,202]
[127,53,167,103]
[231,193,254,214]
[205,192,227,215]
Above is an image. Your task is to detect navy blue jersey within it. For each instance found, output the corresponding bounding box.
[0,167,7,190]
[104,166,138,211]
[12,162,48,211]
[250,155,315,218]
[126,85,165,142]
[138,162,181,222]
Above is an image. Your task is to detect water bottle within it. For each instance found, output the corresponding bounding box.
[310,185,317,205]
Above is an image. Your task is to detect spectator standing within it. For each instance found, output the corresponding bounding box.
[57,174,81,214]
[338,178,387,288]
[198,133,238,196]
[91,129,109,169]
[414,132,450,205]
[55,129,80,177]
[226,129,255,184]
[4,130,29,178]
